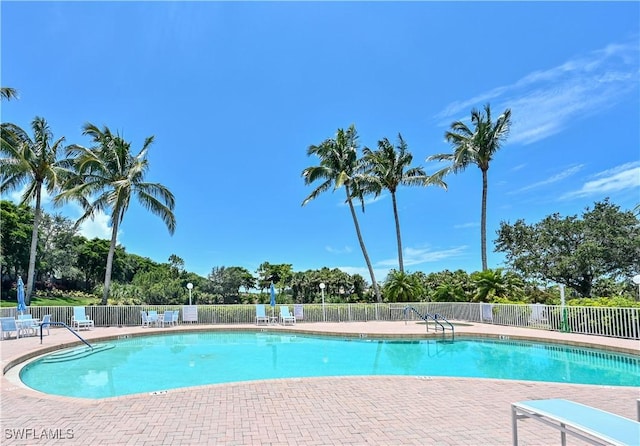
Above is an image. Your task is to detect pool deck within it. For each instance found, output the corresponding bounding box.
[1,321,638,445]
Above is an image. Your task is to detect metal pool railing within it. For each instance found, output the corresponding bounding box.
[1,302,638,340]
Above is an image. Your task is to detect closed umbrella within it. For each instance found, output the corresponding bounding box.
[270,282,276,318]
[17,276,26,314]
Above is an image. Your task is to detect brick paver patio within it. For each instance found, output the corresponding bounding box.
[1,321,638,445]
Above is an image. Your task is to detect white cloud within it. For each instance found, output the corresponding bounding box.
[376,245,468,268]
[3,184,114,240]
[560,161,640,200]
[4,184,54,206]
[511,164,585,194]
[453,222,479,229]
[336,266,389,283]
[335,245,468,282]
[325,245,353,254]
[77,210,114,240]
[435,39,639,145]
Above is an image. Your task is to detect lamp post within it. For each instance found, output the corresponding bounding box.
[319,283,326,322]
[187,282,193,306]
[559,284,568,333]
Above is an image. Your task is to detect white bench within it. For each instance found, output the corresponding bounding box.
[512,398,640,446]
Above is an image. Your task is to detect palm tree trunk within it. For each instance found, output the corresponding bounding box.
[25,184,43,304]
[345,185,381,303]
[481,168,488,271]
[391,191,404,273]
[102,215,120,305]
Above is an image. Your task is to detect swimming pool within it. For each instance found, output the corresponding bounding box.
[20,332,640,399]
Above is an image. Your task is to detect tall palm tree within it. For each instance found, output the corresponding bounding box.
[301,125,382,302]
[1,87,18,101]
[0,117,69,303]
[427,104,512,271]
[361,134,446,273]
[56,123,176,305]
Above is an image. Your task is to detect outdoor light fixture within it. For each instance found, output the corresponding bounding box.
[319,283,326,322]
[187,282,193,306]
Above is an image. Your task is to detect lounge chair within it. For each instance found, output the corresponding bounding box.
[0,317,21,340]
[279,306,296,325]
[36,314,52,336]
[255,304,269,325]
[141,311,153,328]
[71,306,94,331]
[17,314,37,336]
[512,398,640,446]
[160,310,178,327]
[147,310,159,327]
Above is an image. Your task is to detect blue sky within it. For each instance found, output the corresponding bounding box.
[2,1,639,283]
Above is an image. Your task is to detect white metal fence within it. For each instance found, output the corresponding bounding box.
[1,302,638,340]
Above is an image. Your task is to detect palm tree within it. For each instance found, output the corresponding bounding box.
[56,123,176,305]
[383,269,424,302]
[301,125,382,302]
[361,134,446,273]
[0,117,69,303]
[1,87,18,101]
[427,104,512,271]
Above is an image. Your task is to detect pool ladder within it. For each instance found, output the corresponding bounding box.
[40,321,93,349]
[404,306,454,333]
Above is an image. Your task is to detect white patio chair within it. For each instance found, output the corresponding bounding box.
[71,306,94,331]
[0,317,21,340]
[279,306,296,325]
[255,304,269,325]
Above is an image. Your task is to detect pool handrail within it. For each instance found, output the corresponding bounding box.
[404,306,454,333]
[40,321,93,349]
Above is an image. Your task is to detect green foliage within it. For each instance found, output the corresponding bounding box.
[302,125,381,302]
[30,289,99,306]
[207,266,255,303]
[289,267,367,304]
[0,200,32,279]
[0,117,71,302]
[36,213,82,283]
[255,262,292,293]
[496,199,640,297]
[76,238,127,290]
[360,134,445,273]
[56,123,176,304]
[470,268,526,303]
[427,104,512,271]
[383,270,425,302]
[421,269,473,302]
[566,296,640,308]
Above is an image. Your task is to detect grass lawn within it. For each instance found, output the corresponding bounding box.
[0,295,100,307]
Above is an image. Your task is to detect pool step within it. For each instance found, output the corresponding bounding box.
[42,344,115,363]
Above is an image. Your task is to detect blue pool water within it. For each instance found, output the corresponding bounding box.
[20,332,640,399]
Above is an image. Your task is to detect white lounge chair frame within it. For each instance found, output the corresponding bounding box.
[255,304,269,325]
[37,314,52,336]
[71,307,94,331]
[0,317,21,340]
[512,398,640,446]
[141,311,152,328]
[279,306,296,325]
[160,310,178,327]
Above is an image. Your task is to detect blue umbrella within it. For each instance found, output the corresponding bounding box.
[270,282,276,317]
[17,276,26,314]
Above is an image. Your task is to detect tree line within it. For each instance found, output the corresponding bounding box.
[1,198,638,305]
